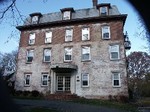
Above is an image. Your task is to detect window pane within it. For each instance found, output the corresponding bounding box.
[44,49,51,62]
[63,11,70,20]
[111,52,118,59]
[82,28,90,40]
[45,56,50,61]
[25,75,30,85]
[82,46,90,60]
[83,81,88,86]
[114,80,119,86]
[45,32,52,43]
[100,7,107,15]
[65,29,73,41]
[64,47,72,61]
[113,73,119,80]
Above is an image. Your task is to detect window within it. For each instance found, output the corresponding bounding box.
[41,74,49,86]
[65,29,73,42]
[29,33,35,45]
[63,11,71,20]
[43,48,51,62]
[109,45,120,60]
[64,47,72,61]
[24,74,31,86]
[81,46,90,61]
[32,16,38,24]
[26,49,34,63]
[45,31,52,43]
[82,73,89,87]
[102,26,110,39]
[100,6,108,15]
[112,72,121,87]
[82,27,90,41]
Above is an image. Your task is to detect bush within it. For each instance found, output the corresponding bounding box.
[31,90,40,97]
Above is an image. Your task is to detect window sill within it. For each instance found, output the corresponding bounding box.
[41,85,48,87]
[81,60,91,62]
[82,86,89,88]
[26,62,32,64]
[110,59,120,61]
[24,85,30,87]
[113,86,121,88]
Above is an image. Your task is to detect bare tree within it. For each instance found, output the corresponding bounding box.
[127,51,150,99]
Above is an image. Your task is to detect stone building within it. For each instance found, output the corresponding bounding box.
[15,0,131,99]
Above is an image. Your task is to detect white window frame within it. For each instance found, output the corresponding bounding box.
[82,73,89,87]
[82,27,90,41]
[81,46,91,61]
[29,33,35,45]
[65,29,73,42]
[32,16,38,24]
[112,72,121,87]
[26,49,34,63]
[24,74,31,86]
[109,45,120,60]
[41,74,49,86]
[102,26,110,39]
[63,11,71,20]
[43,48,51,62]
[100,6,108,15]
[64,47,72,62]
[45,31,52,43]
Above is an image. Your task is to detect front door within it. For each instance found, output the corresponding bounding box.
[57,76,70,92]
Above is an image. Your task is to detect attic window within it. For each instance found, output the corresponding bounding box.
[30,12,42,24]
[96,4,110,16]
[61,8,74,20]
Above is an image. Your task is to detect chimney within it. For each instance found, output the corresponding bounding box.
[92,0,98,8]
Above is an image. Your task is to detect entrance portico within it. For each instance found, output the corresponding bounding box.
[50,63,77,94]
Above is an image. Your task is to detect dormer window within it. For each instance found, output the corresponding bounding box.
[63,11,71,20]
[100,7,108,15]
[30,12,42,24]
[96,3,110,16]
[61,8,74,20]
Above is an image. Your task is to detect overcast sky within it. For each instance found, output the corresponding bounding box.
[0,0,149,54]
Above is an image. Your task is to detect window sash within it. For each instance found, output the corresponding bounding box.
[27,50,34,62]
[25,74,31,86]
[29,33,35,44]
[82,46,90,61]
[65,29,73,41]
[82,27,90,40]
[102,26,110,39]
[64,47,72,61]
[45,31,52,43]
[41,74,48,86]
[109,45,119,60]
[32,16,38,23]
[63,11,71,20]
[82,73,89,87]
[44,49,51,62]
[112,73,120,87]
[100,7,108,15]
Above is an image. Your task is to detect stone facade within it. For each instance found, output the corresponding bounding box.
[15,1,129,99]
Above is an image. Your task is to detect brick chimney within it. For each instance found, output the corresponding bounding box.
[92,0,98,8]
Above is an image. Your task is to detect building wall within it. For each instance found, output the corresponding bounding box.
[15,21,128,99]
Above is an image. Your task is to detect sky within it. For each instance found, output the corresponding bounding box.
[0,0,149,55]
